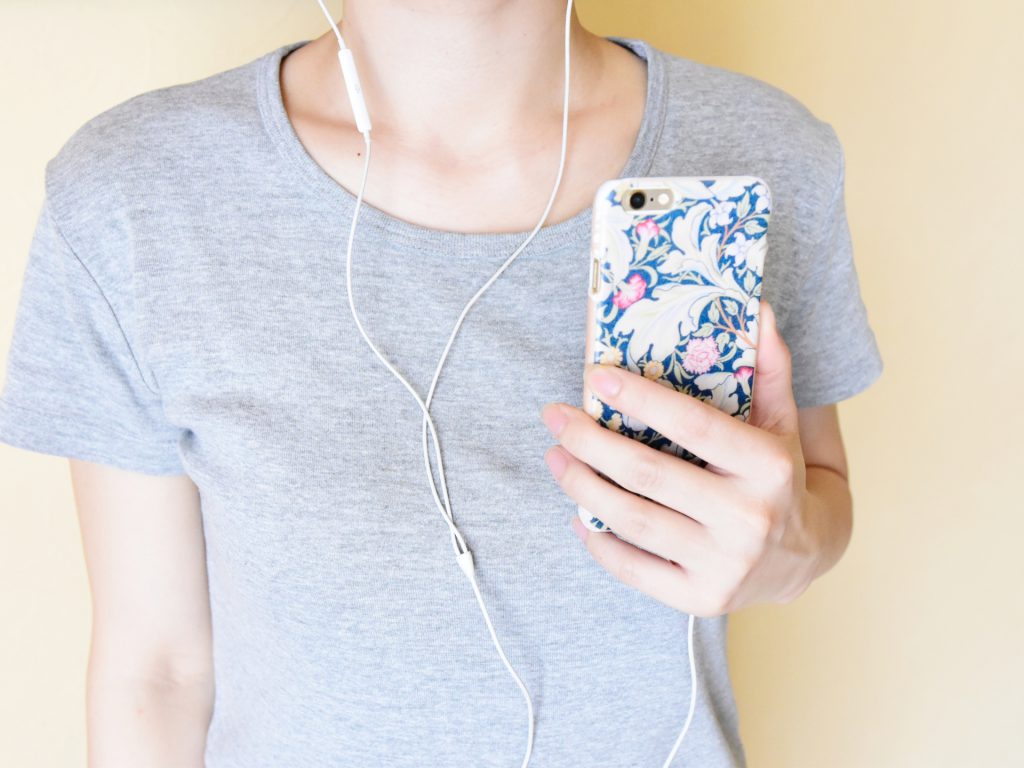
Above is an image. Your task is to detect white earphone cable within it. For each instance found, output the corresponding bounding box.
[661,612,697,767]
[314,2,697,765]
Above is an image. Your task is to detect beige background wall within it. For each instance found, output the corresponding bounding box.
[0,1,1019,766]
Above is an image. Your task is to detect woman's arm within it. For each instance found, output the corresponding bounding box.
[796,403,854,583]
[68,460,212,768]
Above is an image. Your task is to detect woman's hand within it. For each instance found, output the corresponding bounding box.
[540,301,825,617]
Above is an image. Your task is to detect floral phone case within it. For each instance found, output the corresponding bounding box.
[580,176,772,533]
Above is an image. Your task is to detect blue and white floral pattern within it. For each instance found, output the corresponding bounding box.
[581,176,772,533]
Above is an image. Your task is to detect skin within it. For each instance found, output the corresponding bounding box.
[69,1,851,763]
[281,0,648,233]
[541,301,854,617]
[69,460,210,767]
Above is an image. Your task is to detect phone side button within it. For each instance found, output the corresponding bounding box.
[589,257,600,295]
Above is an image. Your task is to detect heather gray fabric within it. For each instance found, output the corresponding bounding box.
[0,36,883,767]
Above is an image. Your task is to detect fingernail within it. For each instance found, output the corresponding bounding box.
[589,367,621,397]
[571,516,589,542]
[544,446,568,478]
[542,404,569,436]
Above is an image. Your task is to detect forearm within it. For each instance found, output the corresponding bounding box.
[802,464,854,582]
[86,652,213,768]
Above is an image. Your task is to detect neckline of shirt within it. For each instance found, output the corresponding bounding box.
[256,35,668,257]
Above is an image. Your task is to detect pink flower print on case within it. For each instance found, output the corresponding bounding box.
[636,217,661,241]
[734,365,754,380]
[682,336,721,375]
[612,273,647,309]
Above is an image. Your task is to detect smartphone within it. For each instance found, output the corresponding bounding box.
[580,175,772,533]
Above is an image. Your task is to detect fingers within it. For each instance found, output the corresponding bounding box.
[569,516,729,618]
[541,401,739,528]
[583,363,778,476]
[748,300,800,435]
[543,445,711,566]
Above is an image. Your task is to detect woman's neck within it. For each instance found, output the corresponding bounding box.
[314,0,602,154]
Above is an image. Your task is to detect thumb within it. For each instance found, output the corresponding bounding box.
[749,300,799,435]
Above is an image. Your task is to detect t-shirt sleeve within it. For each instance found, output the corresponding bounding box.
[0,195,186,475]
[783,131,885,409]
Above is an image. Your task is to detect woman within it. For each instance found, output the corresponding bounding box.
[0,1,883,766]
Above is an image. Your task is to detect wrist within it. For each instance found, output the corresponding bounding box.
[800,466,854,584]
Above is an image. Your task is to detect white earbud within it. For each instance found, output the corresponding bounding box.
[313,2,697,765]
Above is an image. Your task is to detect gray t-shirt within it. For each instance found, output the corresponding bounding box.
[0,36,883,767]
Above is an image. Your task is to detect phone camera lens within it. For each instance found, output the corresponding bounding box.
[628,191,646,210]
